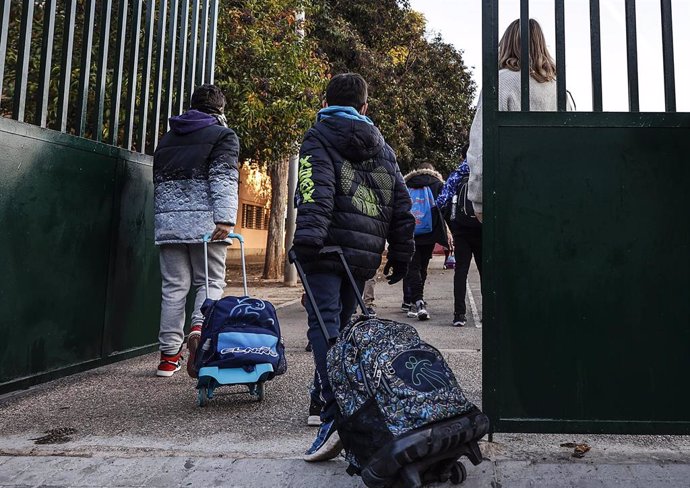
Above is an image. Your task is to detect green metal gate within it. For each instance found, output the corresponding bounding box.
[0,0,219,393]
[482,0,690,434]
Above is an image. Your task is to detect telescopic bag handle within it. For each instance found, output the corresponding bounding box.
[203,233,248,298]
[288,246,371,344]
[319,246,370,317]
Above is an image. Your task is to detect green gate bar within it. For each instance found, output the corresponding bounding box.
[76,0,96,137]
[624,0,639,112]
[124,0,144,149]
[12,0,34,122]
[94,0,113,141]
[36,0,56,128]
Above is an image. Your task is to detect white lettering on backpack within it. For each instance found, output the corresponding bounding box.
[220,346,278,358]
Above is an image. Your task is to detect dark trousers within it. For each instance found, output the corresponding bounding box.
[403,243,435,304]
[453,228,483,316]
[304,272,364,422]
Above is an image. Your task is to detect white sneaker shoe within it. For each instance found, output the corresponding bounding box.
[416,300,430,321]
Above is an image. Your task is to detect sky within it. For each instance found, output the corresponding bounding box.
[409,0,690,112]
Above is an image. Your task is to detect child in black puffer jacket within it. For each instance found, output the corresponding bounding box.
[291,73,415,463]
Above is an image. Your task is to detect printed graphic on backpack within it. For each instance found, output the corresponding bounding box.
[408,186,435,235]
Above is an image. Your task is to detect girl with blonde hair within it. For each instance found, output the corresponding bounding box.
[467,19,570,221]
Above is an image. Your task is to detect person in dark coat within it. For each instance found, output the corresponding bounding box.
[291,73,415,462]
[153,84,239,378]
[402,163,449,320]
[437,144,482,327]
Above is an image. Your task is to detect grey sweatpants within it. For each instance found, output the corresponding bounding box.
[158,242,227,355]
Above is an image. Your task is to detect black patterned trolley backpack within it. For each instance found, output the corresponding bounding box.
[291,246,489,488]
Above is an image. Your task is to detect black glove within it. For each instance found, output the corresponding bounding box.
[291,244,321,263]
[383,259,408,285]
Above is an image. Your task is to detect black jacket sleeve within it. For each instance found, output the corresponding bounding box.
[293,130,336,249]
[386,164,416,262]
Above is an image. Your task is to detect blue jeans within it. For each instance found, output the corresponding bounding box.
[304,272,364,422]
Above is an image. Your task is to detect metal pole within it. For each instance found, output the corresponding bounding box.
[283,153,299,285]
[283,9,305,286]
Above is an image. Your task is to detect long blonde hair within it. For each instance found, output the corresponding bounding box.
[498,19,556,83]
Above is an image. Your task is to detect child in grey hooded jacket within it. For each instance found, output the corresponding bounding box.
[152,84,239,377]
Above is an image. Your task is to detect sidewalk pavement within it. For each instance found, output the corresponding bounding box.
[0,257,688,487]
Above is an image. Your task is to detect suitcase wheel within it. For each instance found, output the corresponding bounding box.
[248,382,265,401]
[197,385,214,407]
[449,462,467,485]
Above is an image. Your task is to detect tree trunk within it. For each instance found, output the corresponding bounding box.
[262,158,289,279]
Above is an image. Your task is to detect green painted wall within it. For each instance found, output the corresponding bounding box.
[483,115,690,433]
[0,119,160,393]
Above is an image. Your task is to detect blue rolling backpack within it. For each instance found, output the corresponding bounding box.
[194,234,286,406]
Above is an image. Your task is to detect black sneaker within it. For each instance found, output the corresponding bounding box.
[366,307,377,318]
[307,399,322,427]
[453,314,467,327]
[401,302,412,313]
[416,300,430,321]
[303,418,342,462]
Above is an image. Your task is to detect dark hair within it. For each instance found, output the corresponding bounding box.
[461,144,469,160]
[325,73,368,109]
[419,162,435,171]
[190,84,226,114]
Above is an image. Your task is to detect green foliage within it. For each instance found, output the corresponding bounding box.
[308,0,476,175]
[214,0,329,163]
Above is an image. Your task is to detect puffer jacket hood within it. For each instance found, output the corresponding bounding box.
[404,168,445,188]
[169,109,220,135]
[314,116,385,163]
[293,115,415,280]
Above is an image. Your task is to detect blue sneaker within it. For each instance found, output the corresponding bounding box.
[303,419,342,462]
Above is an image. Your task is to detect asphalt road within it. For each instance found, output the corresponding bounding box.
[0,257,688,487]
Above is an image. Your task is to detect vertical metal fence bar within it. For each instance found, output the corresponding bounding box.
[124,0,143,149]
[198,0,209,86]
[660,0,675,112]
[482,0,500,433]
[187,0,200,105]
[76,0,96,137]
[176,0,189,114]
[137,0,156,152]
[624,0,639,112]
[36,0,57,127]
[589,0,603,112]
[205,0,218,84]
[164,0,179,129]
[0,0,10,99]
[519,0,529,112]
[12,0,35,122]
[57,0,76,132]
[555,0,567,111]
[109,0,129,145]
[93,0,112,141]
[151,0,168,149]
